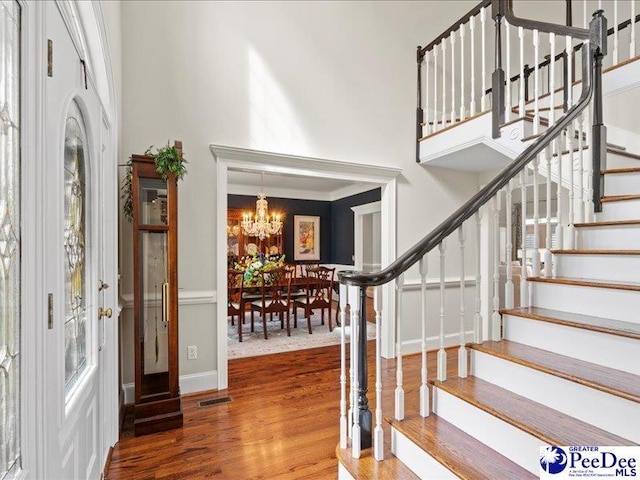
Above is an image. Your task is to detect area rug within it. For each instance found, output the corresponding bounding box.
[227,309,376,359]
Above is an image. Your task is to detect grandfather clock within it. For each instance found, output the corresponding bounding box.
[131,141,183,436]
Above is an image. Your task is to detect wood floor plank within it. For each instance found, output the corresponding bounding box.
[432,376,636,447]
[470,340,640,403]
[501,306,640,340]
[389,415,536,480]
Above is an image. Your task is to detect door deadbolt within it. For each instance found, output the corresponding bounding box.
[98,307,113,319]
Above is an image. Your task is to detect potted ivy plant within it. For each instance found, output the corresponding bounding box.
[122,141,188,222]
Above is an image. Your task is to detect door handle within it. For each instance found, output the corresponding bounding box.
[98,307,113,319]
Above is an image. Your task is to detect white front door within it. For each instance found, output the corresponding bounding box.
[42,3,114,478]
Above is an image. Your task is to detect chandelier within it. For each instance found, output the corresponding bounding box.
[241,174,283,241]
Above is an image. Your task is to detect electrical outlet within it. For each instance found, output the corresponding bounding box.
[187,345,197,360]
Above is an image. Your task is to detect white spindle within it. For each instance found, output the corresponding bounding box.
[425,51,430,136]
[339,284,348,449]
[598,0,602,10]
[519,26,525,116]
[349,286,361,459]
[474,211,482,342]
[549,33,556,127]
[460,24,466,121]
[613,0,619,64]
[584,107,594,222]
[481,7,487,111]
[451,32,456,124]
[556,137,565,250]
[433,47,439,131]
[437,241,447,381]
[505,180,514,308]
[566,35,573,113]
[470,16,477,116]
[373,286,384,461]
[531,156,541,276]
[544,146,553,277]
[505,20,512,121]
[567,128,576,249]
[520,170,529,307]
[631,0,636,59]
[492,194,501,341]
[458,226,468,378]
[576,113,585,224]
[533,29,540,134]
[442,40,447,128]
[583,0,587,29]
[419,256,429,417]
[348,284,354,439]
[395,275,405,421]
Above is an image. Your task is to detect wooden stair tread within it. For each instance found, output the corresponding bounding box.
[551,249,640,255]
[336,444,419,479]
[501,306,640,340]
[388,415,536,480]
[470,340,640,403]
[602,194,640,203]
[602,167,640,174]
[528,276,640,292]
[574,219,640,228]
[431,376,636,446]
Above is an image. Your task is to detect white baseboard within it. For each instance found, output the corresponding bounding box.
[122,370,218,404]
[401,329,476,355]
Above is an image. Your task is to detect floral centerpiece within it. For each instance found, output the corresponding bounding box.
[234,253,286,286]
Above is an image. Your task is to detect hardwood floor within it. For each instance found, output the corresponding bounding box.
[106,343,460,479]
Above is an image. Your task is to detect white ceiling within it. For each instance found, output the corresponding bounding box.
[227,169,379,201]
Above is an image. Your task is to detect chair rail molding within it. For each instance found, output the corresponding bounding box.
[211,144,401,390]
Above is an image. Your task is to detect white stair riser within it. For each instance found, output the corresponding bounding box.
[433,387,543,475]
[605,153,640,170]
[471,350,640,443]
[577,224,640,249]
[555,253,640,283]
[391,428,457,479]
[338,464,356,480]
[503,314,640,375]
[531,281,640,324]
[604,172,640,196]
[598,199,640,221]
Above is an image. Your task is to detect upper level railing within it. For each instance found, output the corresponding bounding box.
[337,0,611,461]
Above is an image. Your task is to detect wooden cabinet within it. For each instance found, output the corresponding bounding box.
[131,149,183,436]
[227,208,283,265]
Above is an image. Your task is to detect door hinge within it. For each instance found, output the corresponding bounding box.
[47,39,53,77]
[47,293,53,329]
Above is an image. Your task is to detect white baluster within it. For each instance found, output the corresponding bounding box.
[556,137,565,250]
[549,33,556,127]
[433,47,439,131]
[349,285,361,459]
[576,113,585,224]
[481,7,487,111]
[395,275,405,421]
[460,24,466,121]
[520,170,529,307]
[531,156,541,276]
[544,145,553,277]
[613,0,619,64]
[631,0,636,59]
[425,51,430,136]
[533,29,540,134]
[505,20,512,121]
[519,26,525,116]
[458,226,468,377]
[442,40,447,128]
[437,241,447,381]
[348,285,355,439]
[373,286,384,461]
[474,211,483,342]
[451,31,456,124]
[505,180,514,308]
[339,284,348,449]
[583,0,587,29]
[470,16,477,116]
[566,35,573,113]
[598,1,602,10]
[492,194,501,341]
[567,127,576,249]
[419,256,429,417]
[584,107,594,222]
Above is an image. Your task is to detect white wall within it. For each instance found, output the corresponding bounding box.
[119,1,482,387]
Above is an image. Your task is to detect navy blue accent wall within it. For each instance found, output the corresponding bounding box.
[229,187,381,265]
[330,188,381,265]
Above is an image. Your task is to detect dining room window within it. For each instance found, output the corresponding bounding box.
[0,1,22,478]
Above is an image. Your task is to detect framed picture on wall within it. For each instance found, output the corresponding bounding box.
[294,215,320,261]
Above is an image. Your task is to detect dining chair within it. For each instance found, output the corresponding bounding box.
[293,266,335,334]
[227,268,246,341]
[249,267,293,339]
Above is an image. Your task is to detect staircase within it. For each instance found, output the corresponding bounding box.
[337,0,640,478]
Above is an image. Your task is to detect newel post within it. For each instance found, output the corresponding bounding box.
[357,286,372,449]
[591,9,607,213]
[491,0,505,138]
[416,46,425,163]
